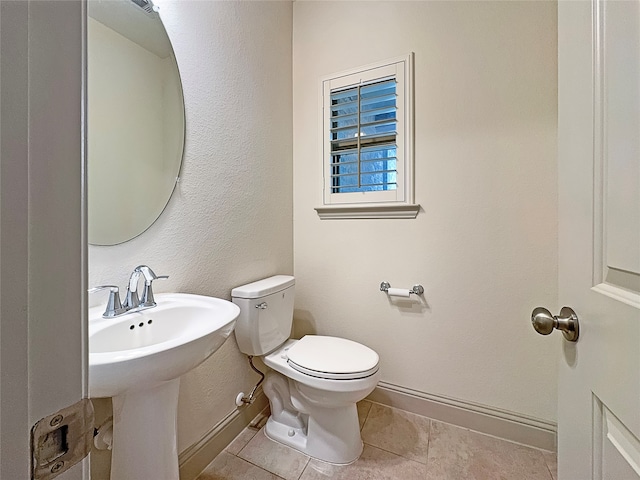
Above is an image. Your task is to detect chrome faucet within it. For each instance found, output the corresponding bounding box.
[90,265,168,318]
[123,265,169,311]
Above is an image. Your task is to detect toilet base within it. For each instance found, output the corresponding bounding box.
[264,416,308,454]
[264,407,363,465]
[262,369,365,464]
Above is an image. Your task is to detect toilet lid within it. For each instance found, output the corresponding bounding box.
[286,335,379,380]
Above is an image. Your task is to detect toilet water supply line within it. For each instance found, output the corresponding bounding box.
[235,356,265,407]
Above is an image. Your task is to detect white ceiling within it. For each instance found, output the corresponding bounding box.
[89,0,172,59]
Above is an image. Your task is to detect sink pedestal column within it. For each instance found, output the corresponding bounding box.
[110,378,180,480]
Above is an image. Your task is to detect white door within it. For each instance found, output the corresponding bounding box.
[0,1,89,479]
[556,0,640,478]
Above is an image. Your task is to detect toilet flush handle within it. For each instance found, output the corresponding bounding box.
[255,302,268,309]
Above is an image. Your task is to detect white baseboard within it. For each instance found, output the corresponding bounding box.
[178,391,269,480]
[367,382,557,452]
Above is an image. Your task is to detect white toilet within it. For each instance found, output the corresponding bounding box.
[232,275,380,464]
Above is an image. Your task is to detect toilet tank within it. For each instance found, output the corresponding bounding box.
[231,275,295,356]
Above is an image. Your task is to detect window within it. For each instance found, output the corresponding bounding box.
[329,78,398,194]
[316,54,418,219]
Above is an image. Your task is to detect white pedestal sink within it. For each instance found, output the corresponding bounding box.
[89,293,239,480]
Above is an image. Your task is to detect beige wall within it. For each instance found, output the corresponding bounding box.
[88,1,293,477]
[293,1,559,422]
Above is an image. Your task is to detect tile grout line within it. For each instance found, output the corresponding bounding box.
[360,401,373,431]
[369,400,550,453]
[228,428,258,459]
[232,450,279,477]
[296,454,311,480]
[543,454,556,480]
[360,440,429,466]
[210,450,283,480]
[294,458,310,480]
[240,453,304,480]
[238,428,311,480]
[425,418,433,475]
[360,402,432,467]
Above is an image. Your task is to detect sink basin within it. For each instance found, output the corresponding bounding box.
[88,293,240,480]
[89,293,239,398]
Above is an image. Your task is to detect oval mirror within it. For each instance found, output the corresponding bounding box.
[88,0,185,245]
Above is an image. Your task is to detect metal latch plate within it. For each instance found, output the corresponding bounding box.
[31,398,94,480]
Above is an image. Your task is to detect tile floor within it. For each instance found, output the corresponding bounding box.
[197,401,558,480]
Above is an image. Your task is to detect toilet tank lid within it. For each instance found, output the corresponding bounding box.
[231,275,295,299]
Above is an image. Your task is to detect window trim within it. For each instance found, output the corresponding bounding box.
[316,53,419,219]
[315,203,420,219]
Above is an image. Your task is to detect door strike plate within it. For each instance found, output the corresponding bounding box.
[30,398,94,480]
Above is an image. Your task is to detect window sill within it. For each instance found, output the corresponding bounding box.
[314,203,420,220]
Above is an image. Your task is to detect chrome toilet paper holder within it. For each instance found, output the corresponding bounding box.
[380,282,424,296]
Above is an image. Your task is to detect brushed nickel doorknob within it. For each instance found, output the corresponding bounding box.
[531,306,580,342]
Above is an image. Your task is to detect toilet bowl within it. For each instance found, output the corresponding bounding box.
[232,275,379,464]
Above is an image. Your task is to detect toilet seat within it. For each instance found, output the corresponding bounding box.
[286,335,379,380]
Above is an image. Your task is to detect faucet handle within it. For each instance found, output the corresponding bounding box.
[89,285,126,318]
[140,274,168,308]
[122,284,140,311]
